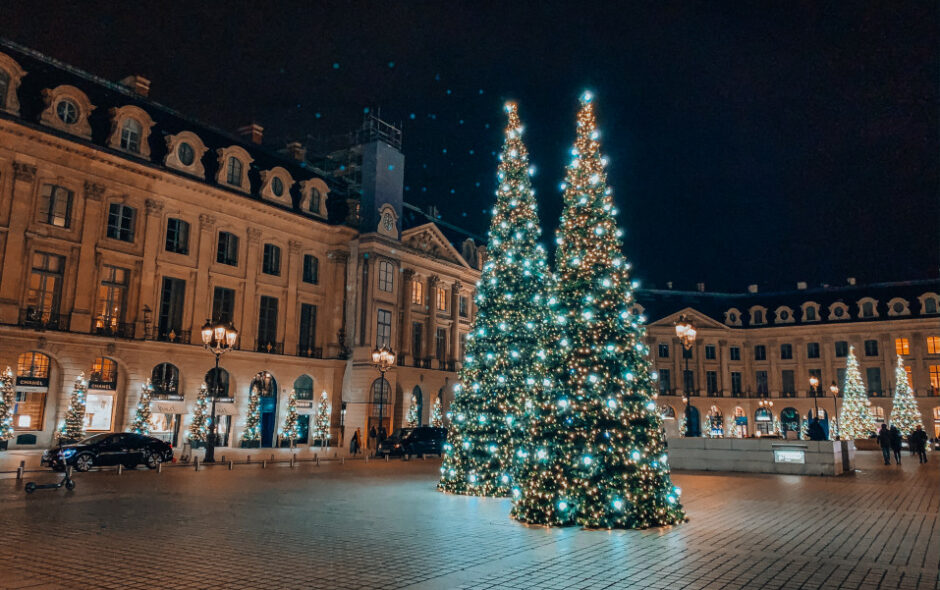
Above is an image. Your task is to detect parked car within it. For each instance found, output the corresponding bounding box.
[377,426,447,457]
[42,432,173,472]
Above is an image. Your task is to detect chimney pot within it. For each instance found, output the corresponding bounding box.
[796,281,807,290]
[847,277,856,286]
[285,141,306,161]
[666,281,673,290]
[238,123,264,145]
[118,75,151,97]
[696,282,705,292]
[747,284,759,294]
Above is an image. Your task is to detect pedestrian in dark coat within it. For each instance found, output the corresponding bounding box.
[889,425,903,464]
[807,419,827,441]
[369,425,377,449]
[877,424,891,465]
[910,425,929,464]
[350,429,360,455]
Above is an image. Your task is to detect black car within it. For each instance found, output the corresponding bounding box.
[42,432,173,472]
[378,426,447,457]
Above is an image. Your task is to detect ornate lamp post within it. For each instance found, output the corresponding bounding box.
[200,319,238,463]
[674,315,697,436]
[809,375,820,416]
[829,381,840,439]
[370,345,396,451]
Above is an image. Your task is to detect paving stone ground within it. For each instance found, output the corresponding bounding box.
[0,451,936,590]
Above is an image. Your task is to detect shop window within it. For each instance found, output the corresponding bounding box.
[293,375,314,401]
[659,405,676,419]
[378,260,394,292]
[895,338,910,356]
[89,358,118,389]
[302,255,319,284]
[151,363,179,398]
[106,203,136,242]
[871,406,886,422]
[13,352,50,431]
[165,218,190,255]
[39,184,73,228]
[262,243,281,276]
[216,231,239,266]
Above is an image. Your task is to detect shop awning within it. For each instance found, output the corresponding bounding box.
[153,401,188,415]
[212,402,239,415]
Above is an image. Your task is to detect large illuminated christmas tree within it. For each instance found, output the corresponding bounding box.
[439,102,552,497]
[0,367,14,442]
[280,388,299,443]
[889,355,922,436]
[188,383,209,443]
[838,347,877,439]
[59,373,88,442]
[313,391,332,445]
[511,92,685,529]
[242,382,262,444]
[130,380,154,435]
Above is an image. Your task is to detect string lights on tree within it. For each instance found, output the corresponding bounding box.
[0,367,14,443]
[130,379,154,435]
[511,92,685,529]
[889,355,922,436]
[188,383,209,443]
[59,373,88,442]
[439,102,553,497]
[838,347,877,439]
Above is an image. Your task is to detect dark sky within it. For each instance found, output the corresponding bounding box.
[4,1,938,291]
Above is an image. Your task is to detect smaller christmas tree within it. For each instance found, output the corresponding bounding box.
[890,355,922,436]
[838,347,877,440]
[800,419,809,440]
[130,380,154,435]
[188,383,209,443]
[313,391,332,445]
[59,373,88,442]
[242,383,261,443]
[280,388,299,443]
[0,367,15,442]
[430,397,443,428]
[772,416,782,437]
[405,396,419,427]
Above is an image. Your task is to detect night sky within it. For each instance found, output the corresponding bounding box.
[4,2,937,291]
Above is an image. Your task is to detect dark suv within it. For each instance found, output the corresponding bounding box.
[42,432,173,472]
[378,426,447,458]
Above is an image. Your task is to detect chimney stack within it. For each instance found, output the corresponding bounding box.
[696,282,705,292]
[846,277,856,286]
[285,141,306,161]
[237,123,264,145]
[747,284,759,294]
[666,281,673,290]
[796,281,807,290]
[118,75,151,97]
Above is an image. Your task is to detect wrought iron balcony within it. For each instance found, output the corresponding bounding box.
[18,308,68,331]
[92,319,136,339]
[155,328,191,344]
[256,340,284,354]
[297,345,322,359]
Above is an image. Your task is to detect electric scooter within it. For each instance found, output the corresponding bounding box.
[25,466,76,493]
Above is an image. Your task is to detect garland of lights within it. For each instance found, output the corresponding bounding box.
[438,102,553,497]
[510,92,685,529]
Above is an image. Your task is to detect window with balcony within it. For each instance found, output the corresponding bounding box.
[302,255,319,284]
[412,322,423,358]
[38,184,73,228]
[257,296,279,352]
[25,252,64,327]
[864,339,879,357]
[216,232,239,266]
[106,203,136,242]
[781,370,795,396]
[706,371,718,395]
[683,370,694,393]
[262,244,281,276]
[378,261,394,292]
[807,342,820,359]
[867,367,882,396]
[165,218,190,255]
[94,265,128,336]
[756,371,769,396]
[298,303,318,357]
[157,277,186,342]
[731,372,743,396]
[436,327,447,360]
[376,309,391,348]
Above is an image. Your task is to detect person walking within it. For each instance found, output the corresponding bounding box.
[889,425,903,465]
[369,425,377,450]
[350,428,360,455]
[911,425,929,464]
[877,423,891,465]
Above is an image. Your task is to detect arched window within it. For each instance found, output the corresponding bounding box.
[293,375,314,400]
[120,118,142,153]
[251,371,277,397]
[659,405,676,419]
[370,378,390,417]
[151,363,179,397]
[205,367,230,398]
[0,69,9,108]
[16,352,50,380]
[13,352,51,431]
[310,188,321,213]
[90,357,118,389]
[861,301,875,318]
[227,157,243,186]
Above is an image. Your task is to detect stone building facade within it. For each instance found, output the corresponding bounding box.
[636,281,940,439]
[0,41,481,450]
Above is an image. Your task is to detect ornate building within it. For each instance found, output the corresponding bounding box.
[0,40,481,450]
[636,280,940,439]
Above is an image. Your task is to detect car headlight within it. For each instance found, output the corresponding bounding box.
[394,444,400,448]
[61,449,76,459]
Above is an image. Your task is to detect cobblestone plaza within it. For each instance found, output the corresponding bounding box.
[0,451,937,590]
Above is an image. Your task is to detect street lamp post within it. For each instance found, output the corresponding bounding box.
[370,345,396,452]
[674,315,697,436]
[200,319,238,463]
[830,381,840,440]
[809,376,820,416]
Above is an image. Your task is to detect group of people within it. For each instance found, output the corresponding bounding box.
[877,423,930,465]
[348,425,389,455]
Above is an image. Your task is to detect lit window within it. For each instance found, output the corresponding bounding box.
[120,118,142,153]
[378,261,393,292]
[904,365,913,389]
[411,280,423,305]
[437,286,447,311]
[39,184,73,228]
[928,336,940,355]
[929,365,939,391]
[95,265,128,333]
[895,338,910,356]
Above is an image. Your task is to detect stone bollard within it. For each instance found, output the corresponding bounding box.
[290,456,295,468]
[270,453,275,462]
[385,455,389,462]
[16,466,24,480]
[117,464,123,475]
[194,457,200,471]
[316,455,320,466]
[247,455,252,463]
[228,461,233,470]
[157,463,163,473]
[341,457,345,465]
[262,460,267,469]
[220,455,225,463]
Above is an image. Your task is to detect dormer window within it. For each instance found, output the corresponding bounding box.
[724,308,742,326]
[774,306,795,324]
[271,176,284,197]
[106,105,154,158]
[858,297,878,319]
[120,118,142,152]
[918,292,940,315]
[215,146,253,193]
[887,297,910,317]
[310,188,321,213]
[164,131,208,178]
[0,52,26,116]
[40,85,95,139]
[829,302,849,320]
[178,142,195,165]
[749,306,767,326]
[227,157,242,186]
[260,167,293,203]
[801,302,820,322]
[56,99,78,124]
[300,178,329,217]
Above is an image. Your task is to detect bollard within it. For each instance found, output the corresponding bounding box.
[290,456,295,468]
[228,461,233,470]
[341,457,345,465]
[16,466,24,480]
[270,453,275,462]
[221,455,225,463]
[247,455,252,463]
[194,457,200,471]
[385,455,389,462]
[262,460,267,469]
[117,464,123,475]
[157,462,163,473]
[316,455,320,466]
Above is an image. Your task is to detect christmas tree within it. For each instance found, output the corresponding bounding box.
[838,346,877,439]
[511,92,685,529]
[439,102,553,497]
[242,383,261,444]
[280,388,299,443]
[889,355,922,436]
[0,367,14,442]
[188,383,209,443]
[406,396,419,427]
[430,397,444,428]
[313,391,332,445]
[130,380,154,435]
[59,373,87,442]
